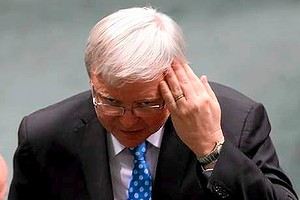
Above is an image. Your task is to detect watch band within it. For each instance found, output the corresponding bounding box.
[197,140,224,166]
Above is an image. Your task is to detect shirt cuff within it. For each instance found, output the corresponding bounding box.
[201,164,214,179]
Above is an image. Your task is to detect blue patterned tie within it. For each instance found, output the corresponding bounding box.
[128,142,152,200]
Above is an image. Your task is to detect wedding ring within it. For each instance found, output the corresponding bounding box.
[174,94,184,102]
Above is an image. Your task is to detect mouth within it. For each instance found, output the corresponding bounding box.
[120,129,144,134]
[112,128,152,147]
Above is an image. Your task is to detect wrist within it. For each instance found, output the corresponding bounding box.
[197,139,224,166]
[194,129,224,156]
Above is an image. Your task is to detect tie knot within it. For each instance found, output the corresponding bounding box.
[129,142,146,161]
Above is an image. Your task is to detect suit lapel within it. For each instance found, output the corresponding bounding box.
[75,96,114,200]
[153,119,195,199]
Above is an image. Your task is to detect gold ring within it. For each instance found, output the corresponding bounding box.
[174,94,184,102]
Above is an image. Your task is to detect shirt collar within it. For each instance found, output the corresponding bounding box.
[107,126,165,160]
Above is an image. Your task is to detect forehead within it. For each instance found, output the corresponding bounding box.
[91,76,163,100]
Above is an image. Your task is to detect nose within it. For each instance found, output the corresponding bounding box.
[118,109,140,129]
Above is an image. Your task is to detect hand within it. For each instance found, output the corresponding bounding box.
[159,61,224,156]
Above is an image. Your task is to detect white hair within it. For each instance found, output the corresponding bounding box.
[85,7,187,86]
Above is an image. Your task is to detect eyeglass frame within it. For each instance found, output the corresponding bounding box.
[90,82,165,117]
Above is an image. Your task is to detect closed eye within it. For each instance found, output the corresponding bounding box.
[99,95,121,106]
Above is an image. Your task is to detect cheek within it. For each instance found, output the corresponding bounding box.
[95,112,116,132]
[158,108,170,121]
[144,109,170,127]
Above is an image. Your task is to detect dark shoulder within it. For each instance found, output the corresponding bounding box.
[210,82,257,107]
[22,90,95,138]
[17,91,96,165]
[29,90,92,116]
[210,82,269,144]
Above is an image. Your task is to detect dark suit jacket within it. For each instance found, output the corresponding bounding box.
[8,82,298,200]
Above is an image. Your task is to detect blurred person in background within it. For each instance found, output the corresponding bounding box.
[0,155,8,200]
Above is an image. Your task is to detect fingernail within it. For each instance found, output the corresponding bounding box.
[201,75,208,83]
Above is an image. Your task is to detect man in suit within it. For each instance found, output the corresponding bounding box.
[9,6,298,200]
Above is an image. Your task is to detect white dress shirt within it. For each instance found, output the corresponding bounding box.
[107,126,165,200]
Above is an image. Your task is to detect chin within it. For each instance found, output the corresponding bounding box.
[116,132,152,147]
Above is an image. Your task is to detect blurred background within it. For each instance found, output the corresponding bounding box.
[0,0,299,198]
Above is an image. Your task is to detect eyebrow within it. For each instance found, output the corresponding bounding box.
[95,91,111,98]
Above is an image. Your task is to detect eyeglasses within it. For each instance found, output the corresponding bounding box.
[91,83,165,117]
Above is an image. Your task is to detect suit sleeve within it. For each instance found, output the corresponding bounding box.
[199,103,298,199]
[8,117,45,200]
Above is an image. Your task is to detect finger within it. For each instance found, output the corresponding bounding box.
[159,80,177,111]
[164,67,185,99]
[182,63,201,83]
[182,63,205,93]
[171,62,197,100]
[200,75,218,101]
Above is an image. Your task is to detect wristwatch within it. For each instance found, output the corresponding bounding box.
[197,140,224,166]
